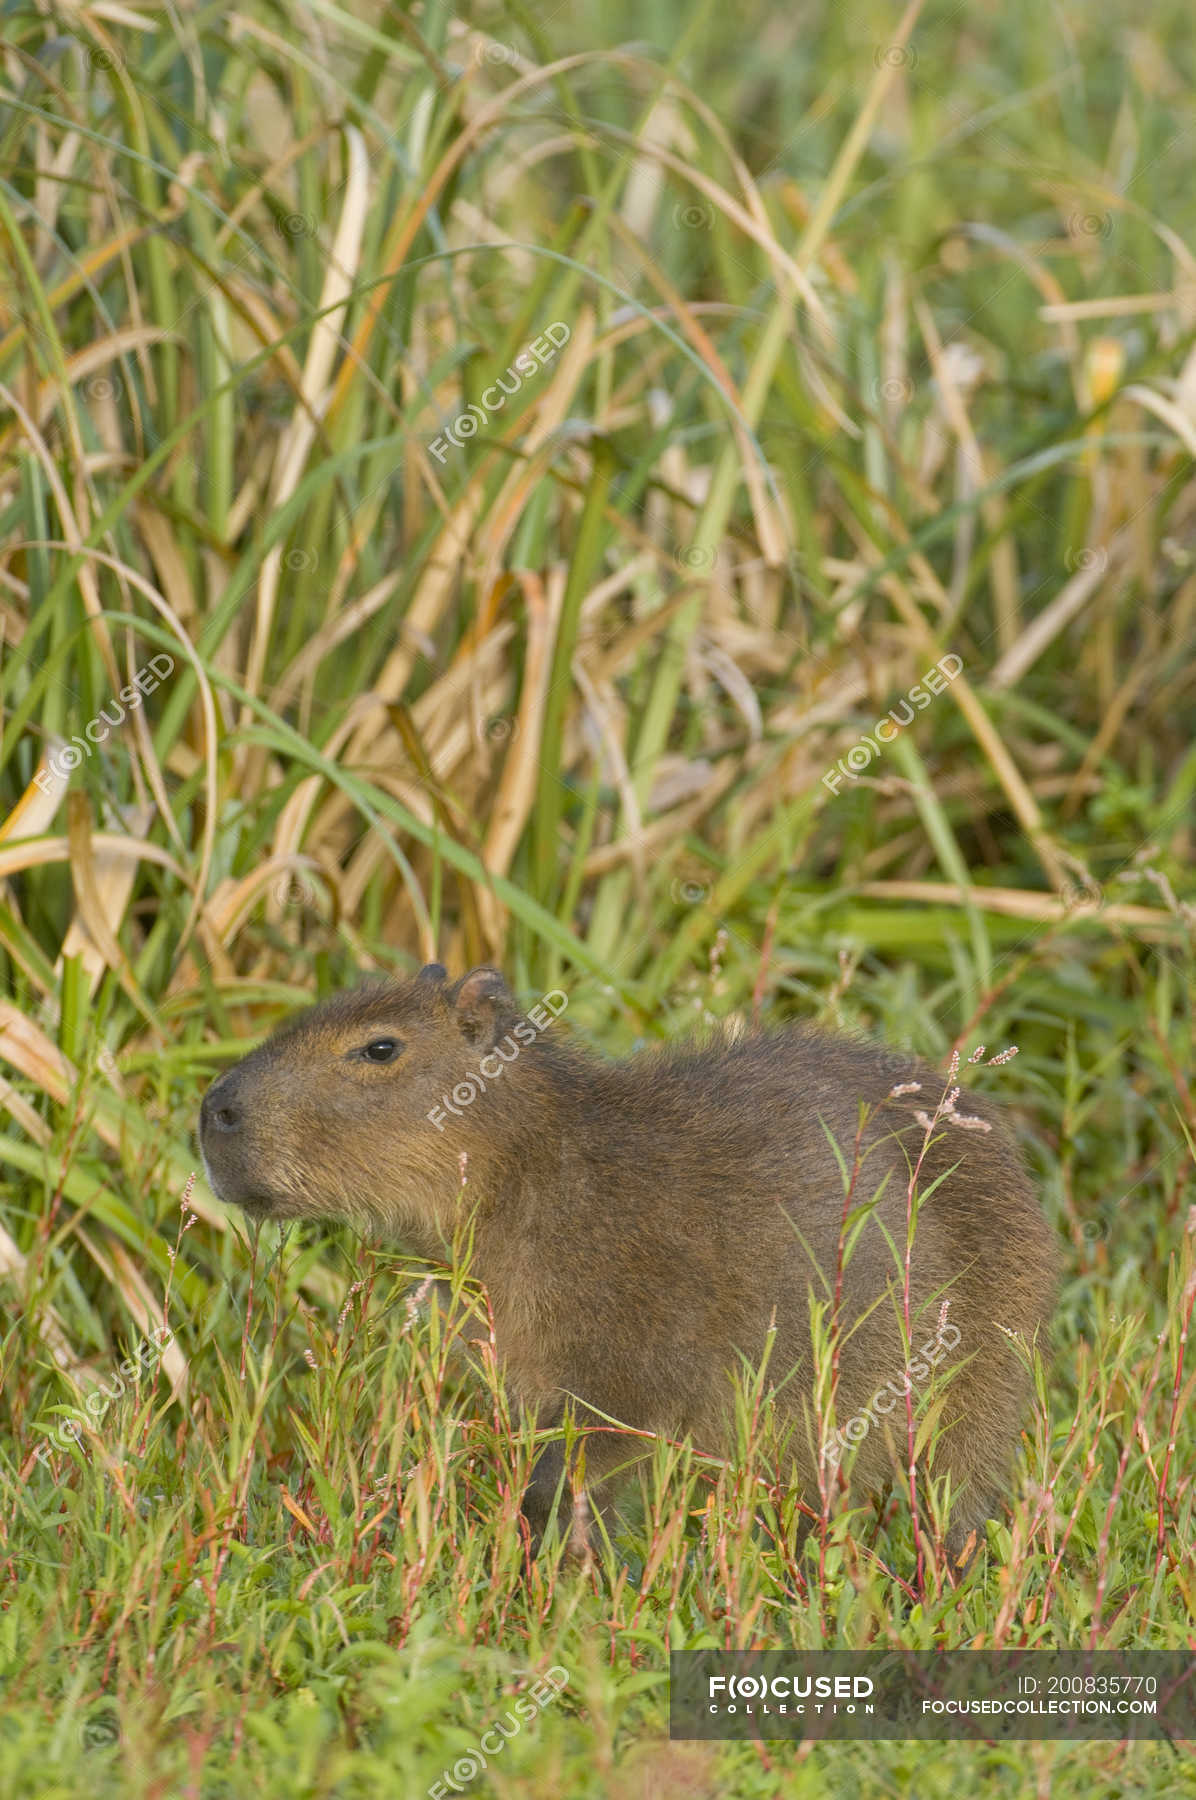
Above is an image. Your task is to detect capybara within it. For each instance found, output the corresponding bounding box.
[199,964,1057,1569]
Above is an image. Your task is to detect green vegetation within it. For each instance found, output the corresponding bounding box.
[1,0,1194,1792]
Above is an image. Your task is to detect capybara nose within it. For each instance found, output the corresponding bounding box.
[201,1072,243,1134]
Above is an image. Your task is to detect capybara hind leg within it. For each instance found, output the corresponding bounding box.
[520,1437,572,1555]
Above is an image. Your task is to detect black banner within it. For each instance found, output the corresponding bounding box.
[669,1651,1196,1741]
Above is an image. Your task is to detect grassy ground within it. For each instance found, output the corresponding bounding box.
[2,0,1195,1793]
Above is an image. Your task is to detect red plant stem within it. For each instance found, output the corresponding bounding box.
[898,1060,958,1589]
[1091,1332,1167,1645]
[1155,1243,1196,1574]
[817,1106,871,1623]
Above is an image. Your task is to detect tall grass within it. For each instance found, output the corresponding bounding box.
[1,0,1194,1793]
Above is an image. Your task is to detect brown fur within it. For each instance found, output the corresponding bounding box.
[199,964,1057,1569]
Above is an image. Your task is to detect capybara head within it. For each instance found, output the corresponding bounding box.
[199,963,554,1243]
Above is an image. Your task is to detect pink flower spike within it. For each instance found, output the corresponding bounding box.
[889,1081,922,1097]
[336,1279,365,1334]
[988,1046,1019,1066]
[968,1045,986,1064]
[405,1273,435,1325]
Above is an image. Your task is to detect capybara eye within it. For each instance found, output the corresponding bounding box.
[359,1037,402,1063]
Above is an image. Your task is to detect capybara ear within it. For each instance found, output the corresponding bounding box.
[451,966,513,1045]
[417,962,448,983]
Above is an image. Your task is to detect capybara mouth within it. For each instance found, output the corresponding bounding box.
[200,1159,285,1219]
[226,1189,282,1219]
